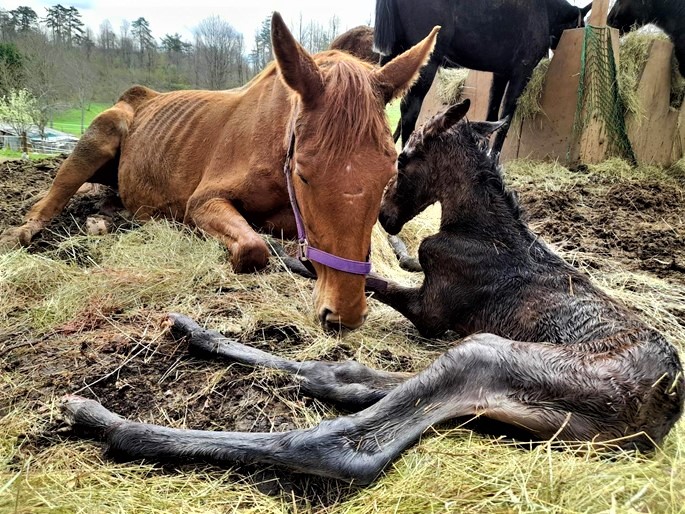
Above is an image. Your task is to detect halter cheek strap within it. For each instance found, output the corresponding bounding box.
[283,120,372,276]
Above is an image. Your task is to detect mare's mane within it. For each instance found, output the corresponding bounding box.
[294,51,390,168]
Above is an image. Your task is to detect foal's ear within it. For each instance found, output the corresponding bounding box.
[425,99,471,136]
[470,117,509,137]
[271,12,325,106]
[372,26,440,103]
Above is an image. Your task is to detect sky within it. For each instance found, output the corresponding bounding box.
[3,0,377,48]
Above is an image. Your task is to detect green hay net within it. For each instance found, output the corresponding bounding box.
[570,25,636,163]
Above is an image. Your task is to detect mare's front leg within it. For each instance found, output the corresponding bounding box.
[185,194,270,273]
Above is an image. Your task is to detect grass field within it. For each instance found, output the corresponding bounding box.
[0,155,683,513]
[51,103,110,136]
[49,101,401,138]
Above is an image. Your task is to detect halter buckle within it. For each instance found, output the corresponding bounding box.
[298,239,309,261]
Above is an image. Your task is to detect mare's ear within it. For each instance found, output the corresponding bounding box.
[424,99,471,137]
[372,26,440,103]
[581,2,592,17]
[271,12,324,106]
[470,117,509,138]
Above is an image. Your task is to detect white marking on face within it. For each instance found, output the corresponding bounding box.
[345,163,352,173]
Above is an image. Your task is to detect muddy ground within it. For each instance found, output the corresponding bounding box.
[1,157,684,499]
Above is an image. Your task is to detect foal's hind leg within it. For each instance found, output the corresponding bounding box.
[62,333,627,484]
[169,313,410,411]
[0,104,133,248]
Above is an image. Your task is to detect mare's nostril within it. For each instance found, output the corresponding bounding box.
[319,308,333,326]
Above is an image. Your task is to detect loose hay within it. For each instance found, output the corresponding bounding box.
[1,157,684,512]
[619,31,685,116]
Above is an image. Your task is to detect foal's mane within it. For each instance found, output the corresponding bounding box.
[304,51,390,166]
[464,121,523,222]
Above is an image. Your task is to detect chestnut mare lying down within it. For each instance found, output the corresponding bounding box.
[0,13,439,332]
[62,100,683,485]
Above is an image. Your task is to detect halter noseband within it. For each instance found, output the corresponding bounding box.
[283,118,372,276]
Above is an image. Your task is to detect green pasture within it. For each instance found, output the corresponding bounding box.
[0,148,52,161]
[48,101,400,139]
[51,103,110,136]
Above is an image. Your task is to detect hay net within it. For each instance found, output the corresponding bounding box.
[571,24,636,163]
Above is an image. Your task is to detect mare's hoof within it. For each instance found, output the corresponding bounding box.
[0,226,32,250]
[231,239,270,273]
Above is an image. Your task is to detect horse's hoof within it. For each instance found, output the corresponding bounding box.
[231,239,270,273]
[60,394,123,430]
[399,257,423,272]
[0,227,31,250]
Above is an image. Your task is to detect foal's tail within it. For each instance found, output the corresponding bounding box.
[374,0,401,56]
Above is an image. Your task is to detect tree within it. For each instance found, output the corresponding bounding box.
[131,17,155,70]
[0,88,38,153]
[9,6,38,33]
[0,9,16,41]
[250,15,272,73]
[194,16,242,90]
[0,42,24,95]
[161,33,191,67]
[62,50,95,134]
[65,6,85,46]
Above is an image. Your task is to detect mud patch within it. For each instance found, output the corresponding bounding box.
[0,157,137,250]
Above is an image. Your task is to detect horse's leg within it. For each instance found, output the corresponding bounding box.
[399,58,440,145]
[169,313,410,411]
[388,234,422,272]
[491,68,534,153]
[61,333,627,484]
[0,105,131,248]
[486,73,509,121]
[185,196,270,273]
[366,277,449,337]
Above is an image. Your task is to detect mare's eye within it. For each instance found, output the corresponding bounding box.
[297,171,309,185]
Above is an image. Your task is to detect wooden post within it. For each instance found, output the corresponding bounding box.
[589,0,610,26]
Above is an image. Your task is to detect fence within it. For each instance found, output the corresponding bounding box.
[1,135,77,156]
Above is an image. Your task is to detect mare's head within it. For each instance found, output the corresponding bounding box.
[548,1,592,50]
[271,13,438,331]
[608,0,651,34]
[380,99,510,234]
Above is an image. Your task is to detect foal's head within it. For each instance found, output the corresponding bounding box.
[271,13,439,331]
[380,99,509,235]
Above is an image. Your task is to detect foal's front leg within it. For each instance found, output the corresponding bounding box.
[366,277,450,337]
[170,313,409,411]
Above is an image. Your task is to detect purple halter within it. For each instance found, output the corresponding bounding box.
[283,121,372,276]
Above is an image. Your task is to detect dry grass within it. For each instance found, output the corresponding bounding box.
[1,162,684,512]
[618,31,685,115]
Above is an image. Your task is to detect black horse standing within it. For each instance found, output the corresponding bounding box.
[608,0,685,76]
[374,0,592,151]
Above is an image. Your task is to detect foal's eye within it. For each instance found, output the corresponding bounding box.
[397,153,409,169]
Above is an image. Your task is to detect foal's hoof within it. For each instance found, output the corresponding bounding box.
[60,394,123,430]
